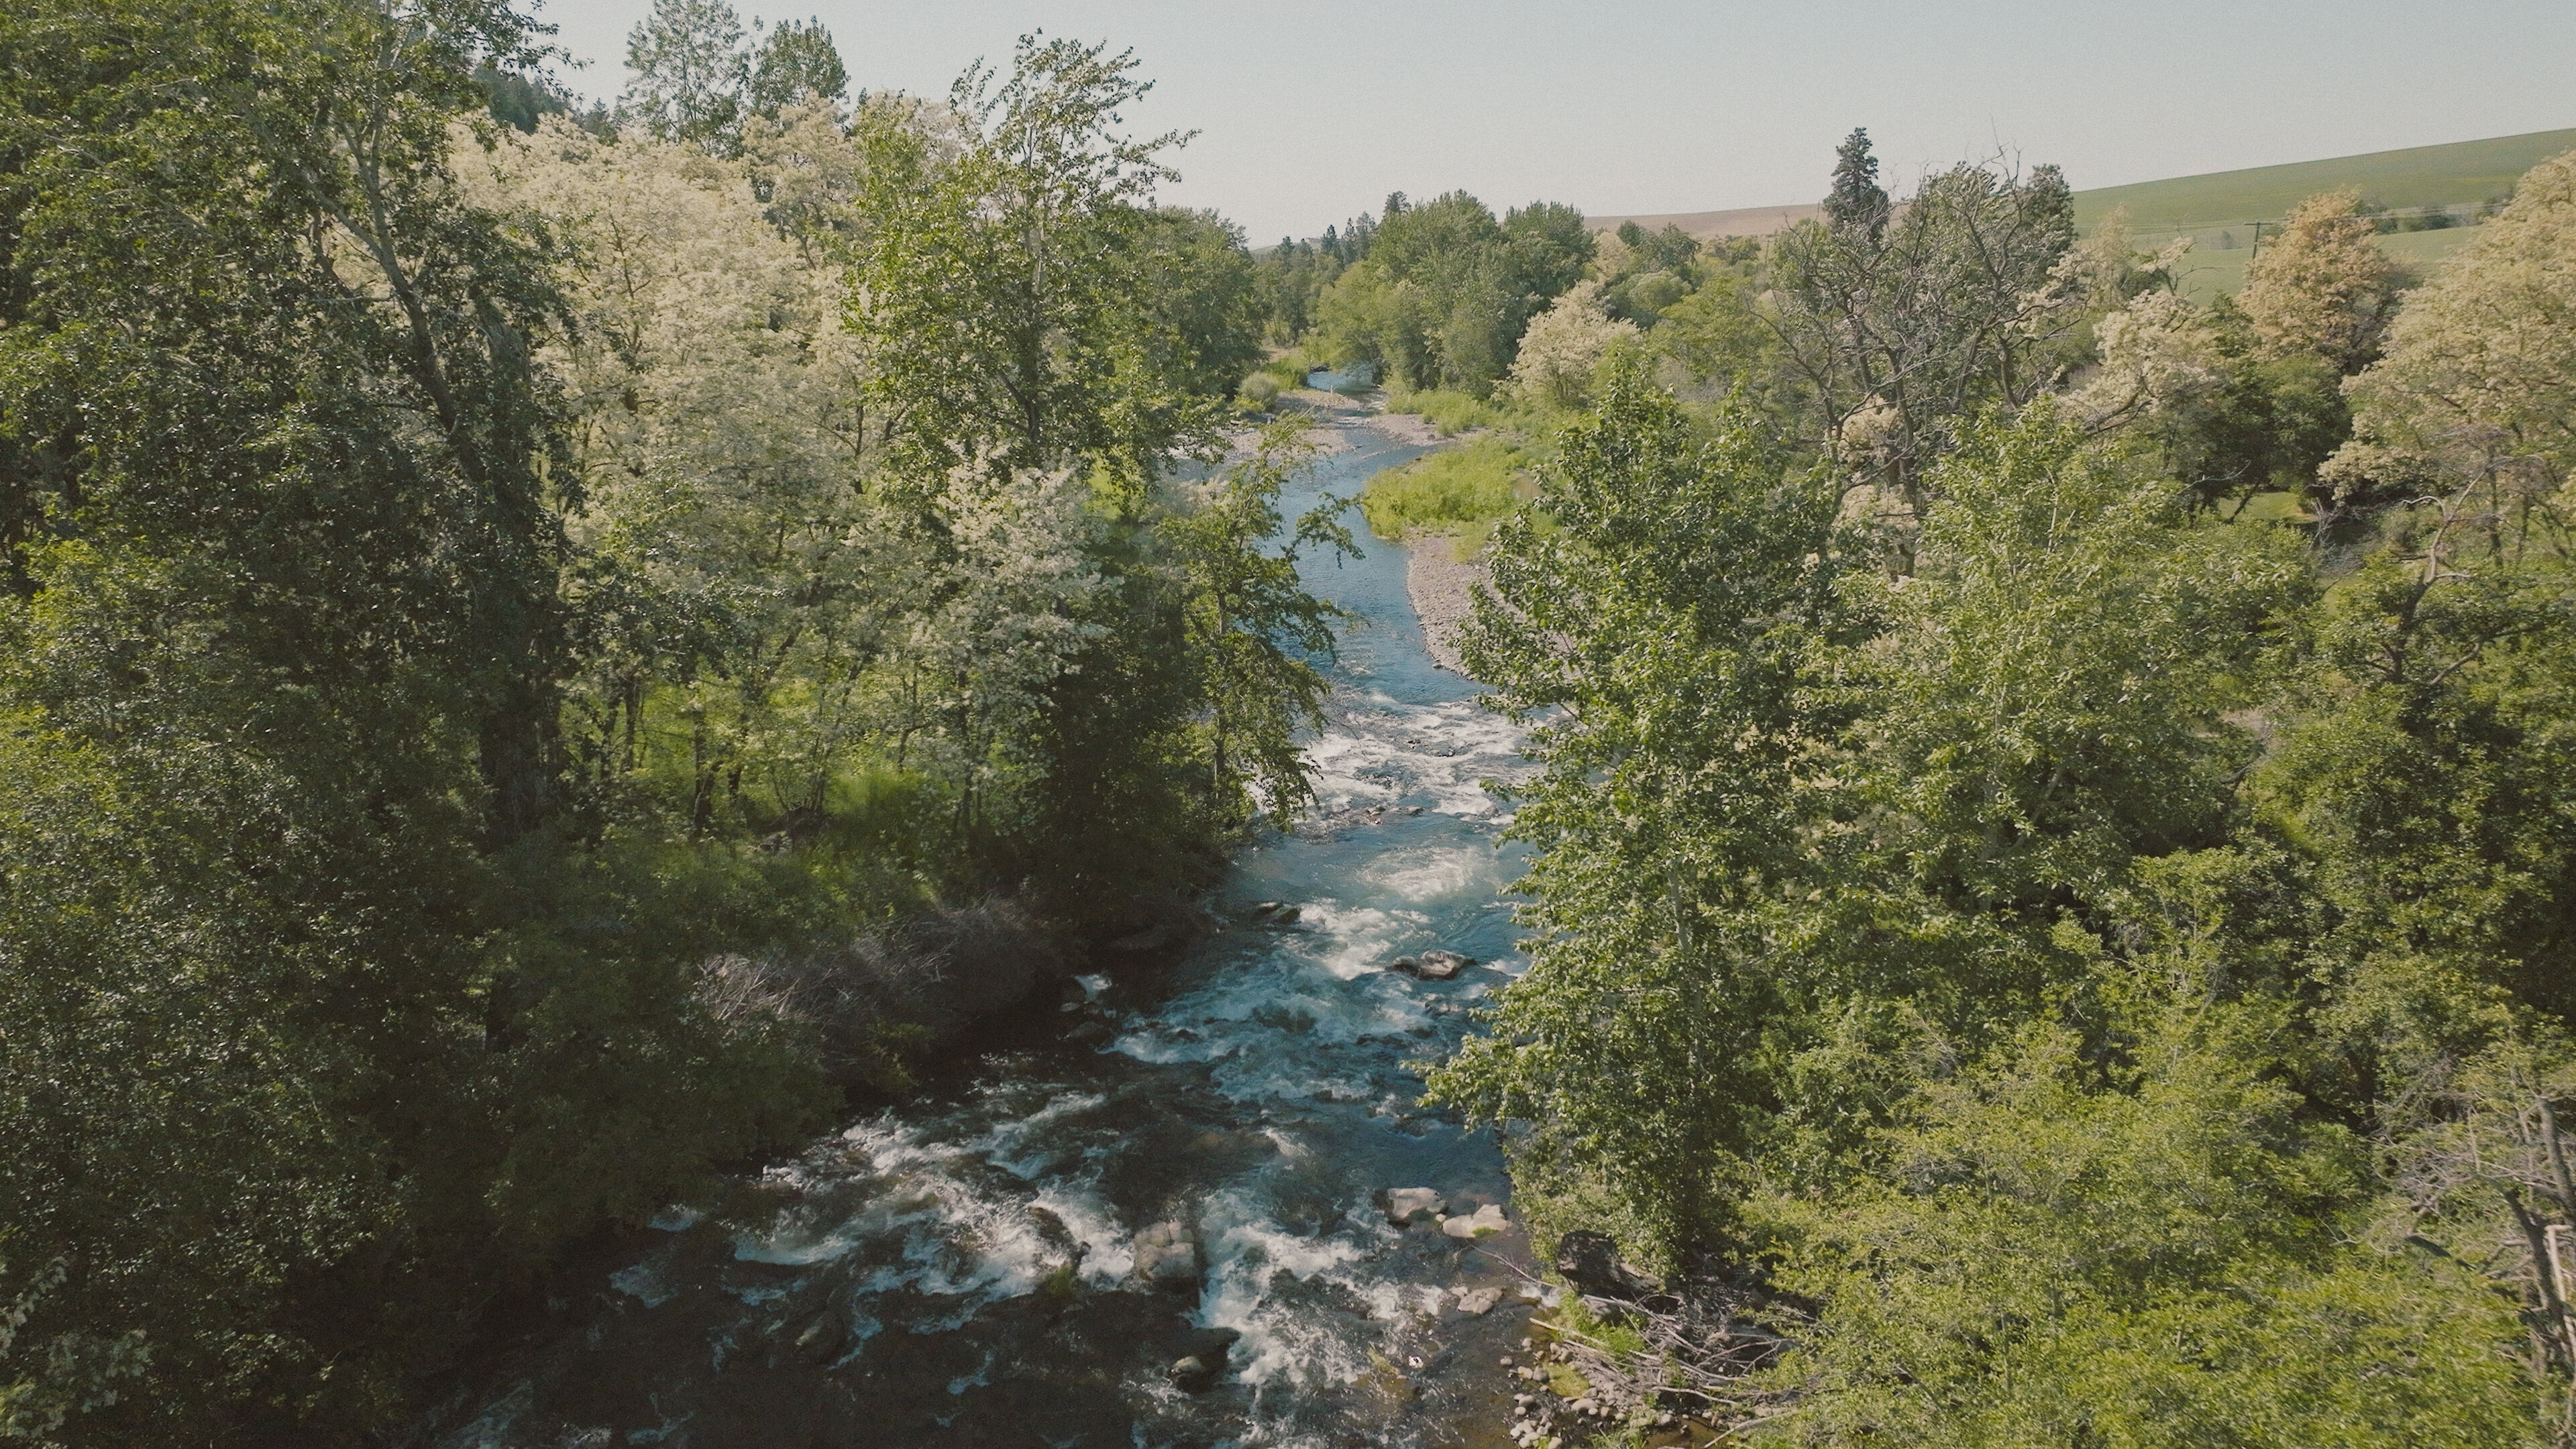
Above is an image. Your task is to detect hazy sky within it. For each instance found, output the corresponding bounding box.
[533,0,2576,242]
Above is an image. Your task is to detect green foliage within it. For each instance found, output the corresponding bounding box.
[0,4,850,1435]
[1429,360,1847,1254]
[1359,435,1532,555]
[749,16,848,117]
[623,0,750,150]
[2170,307,2351,509]
[1311,191,1593,394]
[1651,272,1778,402]
[1161,423,1360,828]
[1384,387,1504,435]
[0,9,1349,1443]
[1138,208,1269,401]
[1254,353,1315,390]
[475,65,574,133]
[848,34,1208,477]
[1546,1360,1595,1400]
[1251,217,1370,344]
[1757,986,2536,1448]
[1433,148,2576,1436]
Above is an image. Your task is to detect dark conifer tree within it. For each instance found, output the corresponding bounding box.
[1824,125,1890,240]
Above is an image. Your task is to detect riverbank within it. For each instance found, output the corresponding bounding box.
[1405,539,1487,676]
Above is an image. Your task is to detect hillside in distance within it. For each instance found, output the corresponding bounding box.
[2073,125,2576,232]
[1583,201,1821,240]
[1594,125,2576,298]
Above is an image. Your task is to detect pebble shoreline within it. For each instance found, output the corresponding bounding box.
[1405,537,1486,677]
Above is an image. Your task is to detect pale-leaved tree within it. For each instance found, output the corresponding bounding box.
[2240,189,2410,375]
[2329,150,2576,508]
[1506,279,1641,411]
[456,116,884,833]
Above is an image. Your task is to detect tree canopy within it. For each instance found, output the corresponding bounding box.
[0,8,1335,1440]
[1418,132,2576,1447]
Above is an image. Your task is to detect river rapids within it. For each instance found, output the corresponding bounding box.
[431,409,1540,1449]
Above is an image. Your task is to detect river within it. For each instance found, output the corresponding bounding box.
[433,407,1536,1449]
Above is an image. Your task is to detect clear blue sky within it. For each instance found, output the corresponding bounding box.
[532,0,2576,243]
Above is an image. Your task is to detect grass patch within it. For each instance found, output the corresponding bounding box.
[1254,352,1312,390]
[2070,126,2571,303]
[1360,435,1536,555]
[1554,1294,1652,1360]
[1384,388,1503,436]
[1546,1360,1594,1400]
[2226,489,2310,525]
[2161,224,2484,304]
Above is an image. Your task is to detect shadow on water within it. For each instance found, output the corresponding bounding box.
[425,418,1540,1449]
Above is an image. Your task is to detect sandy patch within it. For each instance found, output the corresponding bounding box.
[1222,419,1353,459]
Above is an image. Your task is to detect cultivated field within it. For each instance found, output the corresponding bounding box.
[2073,127,2576,234]
[1585,201,1821,240]
[1599,125,2575,300]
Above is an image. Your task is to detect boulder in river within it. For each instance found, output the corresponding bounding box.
[1385,1187,1447,1225]
[1442,1203,1509,1239]
[1247,900,1302,924]
[1454,1286,1503,1316]
[1167,1326,1240,1391]
[1390,949,1475,981]
[792,1310,846,1362]
[696,897,1065,1091]
[1130,1220,1203,1292]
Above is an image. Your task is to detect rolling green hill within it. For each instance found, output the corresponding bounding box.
[2074,127,2576,233]
[2079,127,2576,300]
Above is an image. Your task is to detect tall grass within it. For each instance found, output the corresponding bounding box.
[1254,353,1312,389]
[1383,388,1503,435]
[1360,435,1536,558]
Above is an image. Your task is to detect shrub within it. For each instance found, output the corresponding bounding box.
[1385,388,1501,435]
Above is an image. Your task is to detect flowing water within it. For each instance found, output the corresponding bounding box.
[435,411,1538,1449]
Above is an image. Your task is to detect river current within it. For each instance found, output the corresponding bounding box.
[435,412,1536,1448]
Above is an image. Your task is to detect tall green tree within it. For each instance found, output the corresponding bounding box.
[1311,190,1593,393]
[621,0,749,151]
[848,33,1201,478]
[1822,125,1890,239]
[0,0,825,1440]
[1429,360,1851,1250]
[749,15,849,118]
[1137,208,1268,400]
